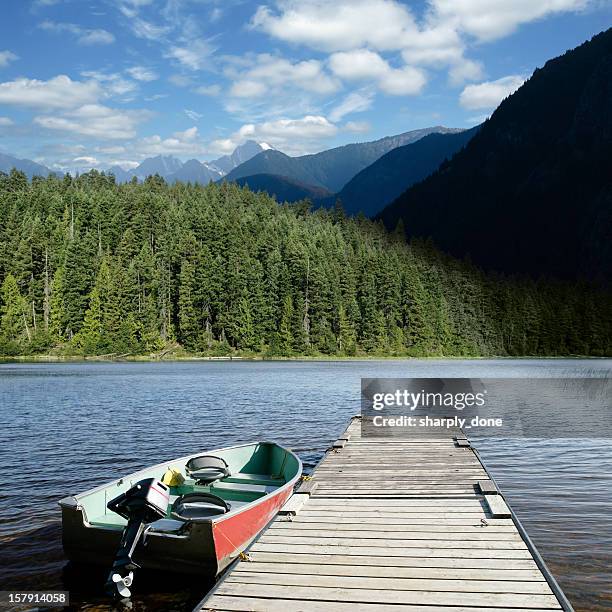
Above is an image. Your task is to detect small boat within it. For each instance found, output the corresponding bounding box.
[59,442,301,596]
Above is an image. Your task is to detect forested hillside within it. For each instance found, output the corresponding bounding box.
[378,28,612,282]
[333,127,478,217]
[0,169,609,358]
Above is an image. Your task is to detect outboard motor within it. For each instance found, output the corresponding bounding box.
[105,478,169,599]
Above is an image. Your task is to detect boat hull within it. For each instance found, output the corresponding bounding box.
[213,485,293,572]
[59,442,301,576]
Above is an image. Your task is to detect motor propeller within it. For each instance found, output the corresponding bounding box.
[105,478,170,599]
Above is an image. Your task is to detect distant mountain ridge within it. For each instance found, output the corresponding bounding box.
[225,126,463,192]
[324,127,479,216]
[234,174,333,202]
[0,141,269,184]
[378,28,612,282]
[212,140,273,174]
[120,141,270,184]
[0,152,51,178]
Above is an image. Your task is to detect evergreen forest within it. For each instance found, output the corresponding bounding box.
[0,169,610,358]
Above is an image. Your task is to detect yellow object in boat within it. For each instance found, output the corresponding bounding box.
[161,467,185,486]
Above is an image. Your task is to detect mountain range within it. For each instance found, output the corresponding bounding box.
[1,129,468,217]
[112,140,270,184]
[0,140,270,185]
[0,152,51,179]
[378,28,612,282]
[224,126,462,193]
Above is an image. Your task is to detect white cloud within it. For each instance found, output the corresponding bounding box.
[73,156,100,165]
[400,24,464,65]
[240,116,337,141]
[212,115,338,155]
[0,51,18,68]
[229,80,266,98]
[195,84,221,96]
[329,49,426,96]
[39,20,115,45]
[379,66,427,95]
[251,0,419,52]
[0,75,100,110]
[0,116,14,126]
[208,138,235,154]
[126,66,158,81]
[228,54,339,100]
[448,58,484,86]
[79,29,115,45]
[80,70,137,97]
[184,109,203,121]
[329,90,374,122]
[343,120,370,133]
[329,49,390,80]
[459,75,525,109]
[145,93,168,101]
[131,18,170,40]
[96,145,126,155]
[168,74,193,88]
[136,126,207,157]
[430,0,590,41]
[251,0,591,91]
[34,104,151,139]
[166,40,215,70]
[31,0,62,7]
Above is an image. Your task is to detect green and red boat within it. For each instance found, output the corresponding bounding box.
[59,442,301,597]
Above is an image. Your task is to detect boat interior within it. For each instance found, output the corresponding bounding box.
[78,442,299,533]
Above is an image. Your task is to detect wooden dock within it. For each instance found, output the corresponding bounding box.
[198,416,572,611]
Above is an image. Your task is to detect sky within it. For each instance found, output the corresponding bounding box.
[0,0,610,173]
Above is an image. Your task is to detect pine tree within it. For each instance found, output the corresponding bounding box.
[178,258,198,349]
[0,273,28,345]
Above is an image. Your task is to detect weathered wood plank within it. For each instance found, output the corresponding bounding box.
[233,560,545,581]
[268,527,522,540]
[274,520,516,531]
[202,594,558,611]
[295,479,318,495]
[212,583,562,609]
[227,571,554,594]
[245,551,540,570]
[485,495,512,518]
[478,480,498,494]
[250,542,534,558]
[291,515,512,525]
[257,534,528,549]
[278,493,309,515]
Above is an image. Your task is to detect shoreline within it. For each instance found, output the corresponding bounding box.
[0,353,607,364]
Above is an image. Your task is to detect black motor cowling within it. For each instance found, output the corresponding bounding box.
[105,478,169,599]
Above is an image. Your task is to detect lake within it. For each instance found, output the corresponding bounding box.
[0,359,610,611]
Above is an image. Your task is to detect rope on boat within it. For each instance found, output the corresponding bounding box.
[213,523,253,562]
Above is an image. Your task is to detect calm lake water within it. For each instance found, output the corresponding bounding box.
[0,359,610,611]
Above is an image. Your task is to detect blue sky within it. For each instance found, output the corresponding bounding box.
[0,0,609,172]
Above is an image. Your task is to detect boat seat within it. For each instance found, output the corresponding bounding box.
[148,518,186,534]
[171,492,230,522]
[185,455,230,484]
[224,473,284,487]
[211,481,277,495]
